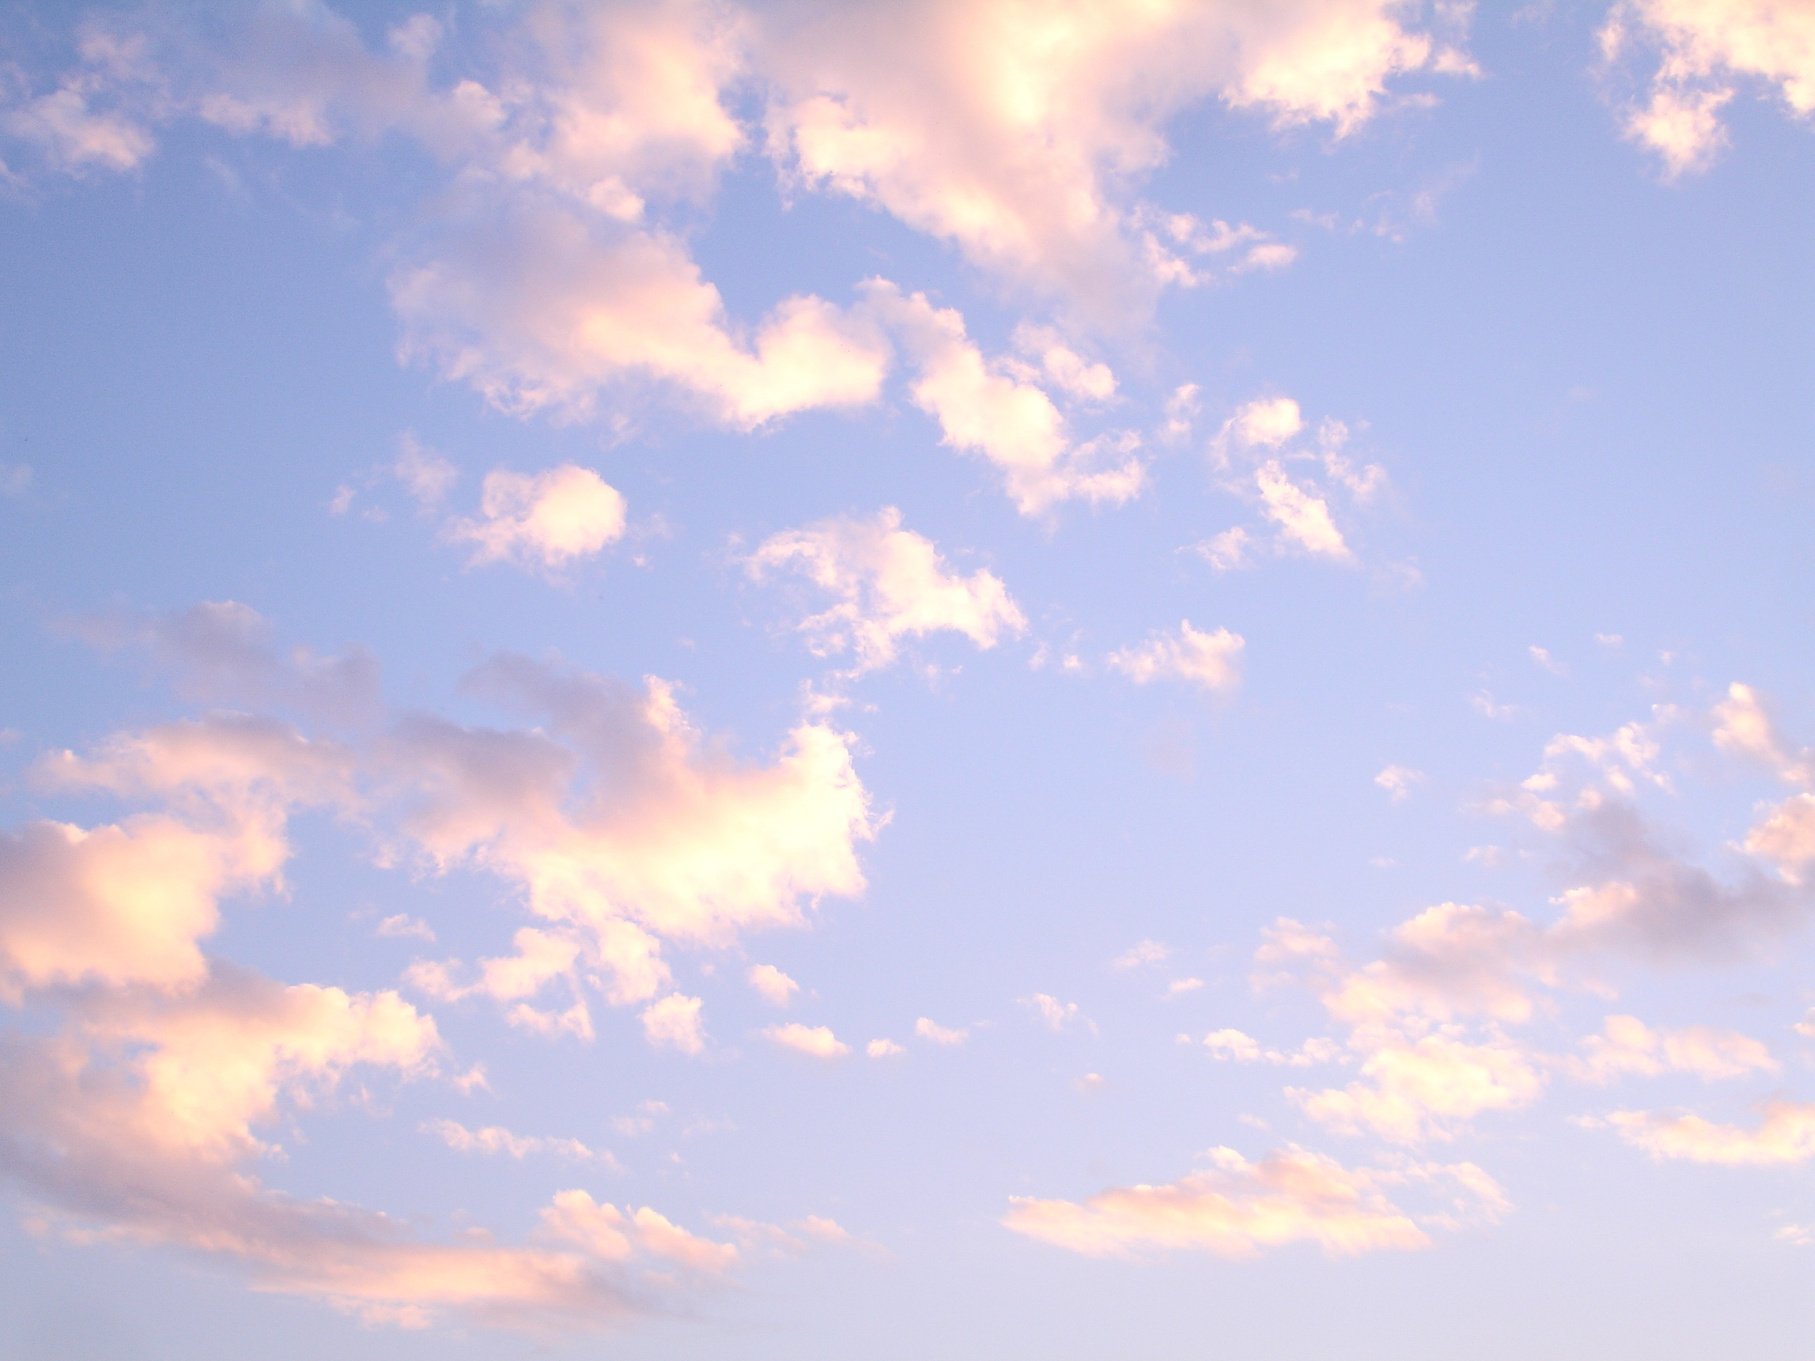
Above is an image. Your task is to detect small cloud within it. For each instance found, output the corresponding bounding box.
[1529,645,1567,677]
[1107,621,1243,694]
[1166,977,1206,997]
[763,1022,850,1059]
[747,963,800,1008]
[914,1017,969,1047]
[1470,690,1519,721]
[865,1038,905,1059]
[1020,993,1089,1033]
[1373,765,1424,803]
[640,994,706,1056]
[376,913,436,943]
[1112,939,1170,971]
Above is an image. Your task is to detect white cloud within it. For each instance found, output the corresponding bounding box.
[1202,1029,1341,1068]
[865,1038,905,1059]
[1021,993,1087,1033]
[748,507,1027,671]
[1107,621,1244,694]
[865,282,1144,515]
[761,1,1461,317]
[1290,1031,1547,1144]
[392,204,891,429]
[449,464,629,572]
[915,1016,969,1046]
[1605,1101,1815,1165]
[764,1022,851,1059]
[423,1118,618,1167]
[1003,1145,1504,1259]
[1602,0,1815,177]
[1374,765,1425,803]
[747,963,800,1007]
[640,992,706,1055]
[1566,1014,1778,1083]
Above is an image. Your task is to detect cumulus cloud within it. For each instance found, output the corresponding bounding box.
[1602,0,1815,177]
[1202,1029,1341,1068]
[1375,765,1425,802]
[449,464,629,572]
[424,1118,616,1166]
[763,1022,851,1059]
[1289,1031,1547,1144]
[865,282,1144,515]
[393,204,892,428]
[915,1016,969,1046]
[1605,1101,1815,1165]
[865,1037,905,1058]
[1003,1145,1504,1259]
[1107,621,1244,694]
[68,600,380,725]
[640,992,706,1055]
[747,963,800,1007]
[748,507,1027,672]
[1566,1014,1778,1083]
[761,0,1463,318]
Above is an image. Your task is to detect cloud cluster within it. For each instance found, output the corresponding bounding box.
[1602,0,1815,177]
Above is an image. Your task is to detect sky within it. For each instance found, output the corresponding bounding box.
[0,1,1812,1356]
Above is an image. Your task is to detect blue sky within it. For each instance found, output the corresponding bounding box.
[2,2,1813,1356]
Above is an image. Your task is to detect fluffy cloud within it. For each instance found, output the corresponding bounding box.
[748,507,1027,671]
[747,963,800,1007]
[450,464,629,572]
[763,1022,851,1058]
[865,282,1144,515]
[640,992,707,1055]
[0,813,284,1000]
[1206,397,1385,567]
[1566,1014,1778,1083]
[393,657,877,1003]
[424,1118,616,1166]
[1290,1031,1546,1144]
[761,0,1462,317]
[1605,1101,1815,1165]
[1107,620,1245,693]
[915,1016,969,1046]
[1003,1145,1504,1259]
[392,204,891,428]
[1602,0,1815,177]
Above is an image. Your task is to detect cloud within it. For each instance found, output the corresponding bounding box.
[1021,993,1087,1033]
[1202,1029,1341,1067]
[1207,397,1384,567]
[763,1022,851,1059]
[1566,1014,1778,1083]
[1107,621,1244,694]
[1374,765,1425,803]
[748,507,1027,672]
[392,433,459,509]
[67,600,380,725]
[760,0,1462,318]
[1605,1101,1815,1165]
[865,1038,905,1058]
[1003,1145,1504,1259]
[914,1016,969,1046]
[449,464,629,572]
[1601,0,1815,177]
[747,963,800,1007]
[640,992,706,1055]
[391,653,879,1012]
[392,203,891,428]
[424,1118,618,1167]
[1111,938,1171,971]
[0,813,283,1000]
[1289,1030,1547,1144]
[864,282,1144,515]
